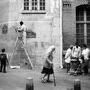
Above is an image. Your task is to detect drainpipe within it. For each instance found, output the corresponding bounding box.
[59,0,63,68]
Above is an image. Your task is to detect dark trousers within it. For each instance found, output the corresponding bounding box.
[83,65,88,74]
[0,62,6,72]
[66,63,70,73]
[82,60,89,74]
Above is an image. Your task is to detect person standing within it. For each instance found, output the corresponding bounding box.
[19,21,27,45]
[70,43,81,74]
[65,45,73,73]
[41,45,55,82]
[72,43,81,59]
[0,48,8,73]
[82,44,90,75]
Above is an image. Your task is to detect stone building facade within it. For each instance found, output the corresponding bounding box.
[0,0,90,68]
[0,0,62,68]
[63,0,90,49]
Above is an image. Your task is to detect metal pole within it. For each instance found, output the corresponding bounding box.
[50,17,54,44]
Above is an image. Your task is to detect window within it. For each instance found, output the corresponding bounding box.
[87,24,90,46]
[86,8,90,21]
[76,10,84,21]
[76,23,84,45]
[23,0,45,13]
[76,5,90,47]
[24,0,29,10]
[40,0,45,10]
[32,0,38,10]
[63,1,72,8]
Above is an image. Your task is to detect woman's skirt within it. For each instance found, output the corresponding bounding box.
[41,67,53,74]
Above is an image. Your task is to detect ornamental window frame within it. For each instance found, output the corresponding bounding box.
[23,0,46,14]
[76,5,90,46]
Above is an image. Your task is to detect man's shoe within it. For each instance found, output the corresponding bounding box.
[46,80,52,82]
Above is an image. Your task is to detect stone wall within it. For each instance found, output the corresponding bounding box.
[0,0,9,24]
[62,0,76,49]
[0,0,62,68]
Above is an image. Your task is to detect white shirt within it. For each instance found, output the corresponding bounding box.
[20,24,27,45]
[72,46,81,58]
[20,24,27,32]
[65,48,72,63]
[82,48,90,60]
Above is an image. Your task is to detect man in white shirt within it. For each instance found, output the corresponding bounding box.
[72,43,81,59]
[18,21,27,45]
[65,45,73,73]
[70,43,81,74]
[82,44,90,74]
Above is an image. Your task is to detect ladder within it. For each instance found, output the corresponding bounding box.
[9,32,33,69]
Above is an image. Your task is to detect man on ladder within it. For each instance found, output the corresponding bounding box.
[10,21,33,69]
[18,21,27,45]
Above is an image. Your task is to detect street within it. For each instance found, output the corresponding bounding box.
[0,67,90,90]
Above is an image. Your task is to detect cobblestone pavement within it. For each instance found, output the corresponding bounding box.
[0,67,90,90]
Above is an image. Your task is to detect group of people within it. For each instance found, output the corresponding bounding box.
[65,43,90,75]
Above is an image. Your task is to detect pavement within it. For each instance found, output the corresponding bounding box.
[0,66,90,90]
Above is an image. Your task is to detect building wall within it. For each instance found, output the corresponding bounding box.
[0,0,62,68]
[63,0,76,49]
[0,0,89,67]
[0,0,9,23]
[62,0,90,49]
[0,0,12,51]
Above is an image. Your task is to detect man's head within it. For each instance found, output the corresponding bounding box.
[69,45,73,49]
[51,47,55,53]
[20,21,23,26]
[82,44,87,49]
[1,48,5,53]
[75,42,79,48]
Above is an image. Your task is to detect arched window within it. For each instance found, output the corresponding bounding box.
[76,5,90,47]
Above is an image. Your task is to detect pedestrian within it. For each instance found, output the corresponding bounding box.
[72,43,81,59]
[70,43,81,75]
[41,45,55,82]
[65,45,73,73]
[0,48,8,73]
[81,44,90,75]
[18,21,27,45]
